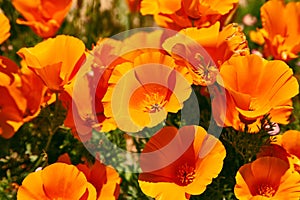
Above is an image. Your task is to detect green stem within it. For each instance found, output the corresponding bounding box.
[31,93,60,171]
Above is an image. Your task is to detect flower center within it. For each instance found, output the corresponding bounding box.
[143,92,167,113]
[129,83,171,115]
[193,53,218,85]
[175,163,195,186]
[258,184,276,197]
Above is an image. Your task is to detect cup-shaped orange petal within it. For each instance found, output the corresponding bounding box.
[17,163,97,200]
[17,35,86,92]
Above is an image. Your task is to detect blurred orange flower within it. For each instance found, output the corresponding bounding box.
[0,56,51,138]
[126,0,141,12]
[0,12,10,44]
[140,0,238,30]
[163,22,249,85]
[102,51,192,132]
[12,0,72,38]
[138,125,226,199]
[17,163,97,199]
[250,0,300,61]
[213,54,299,133]
[17,35,86,92]
[235,157,300,199]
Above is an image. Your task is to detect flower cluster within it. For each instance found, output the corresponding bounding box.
[0,0,300,199]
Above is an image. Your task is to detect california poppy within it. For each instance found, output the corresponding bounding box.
[17,162,97,199]
[234,156,300,199]
[102,51,192,132]
[250,0,300,61]
[60,37,130,140]
[140,0,238,30]
[0,12,10,44]
[213,54,299,133]
[57,153,121,200]
[17,35,86,92]
[12,0,72,38]
[0,56,25,138]
[163,22,249,85]
[19,61,54,121]
[138,125,226,199]
[0,56,54,138]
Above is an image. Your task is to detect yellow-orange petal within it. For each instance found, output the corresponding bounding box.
[96,165,121,200]
[41,163,88,199]
[17,35,85,91]
[139,181,188,200]
[281,130,300,159]
[186,130,226,195]
[249,30,265,45]
[140,0,181,15]
[80,183,97,200]
[17,170,45,200]
[0,12,10,44]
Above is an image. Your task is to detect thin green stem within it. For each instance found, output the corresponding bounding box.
[31,93,61,171]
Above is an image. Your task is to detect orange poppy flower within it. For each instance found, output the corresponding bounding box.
[0,57,25,138]
[163,22,249,85]
[0,56,54,138]
[102,51,192,132]
[250,0,300,61]
[60,38,130,140]
[0,12,10,44]
[12,0,72,38]
[19,61,54,121]
[17,163,97,199]
[140,0,238,30]
[213,54,299,133]
[17,35,86,92]
[234,156,300,199]
[57,153,121,200]
[138,125,226,199]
